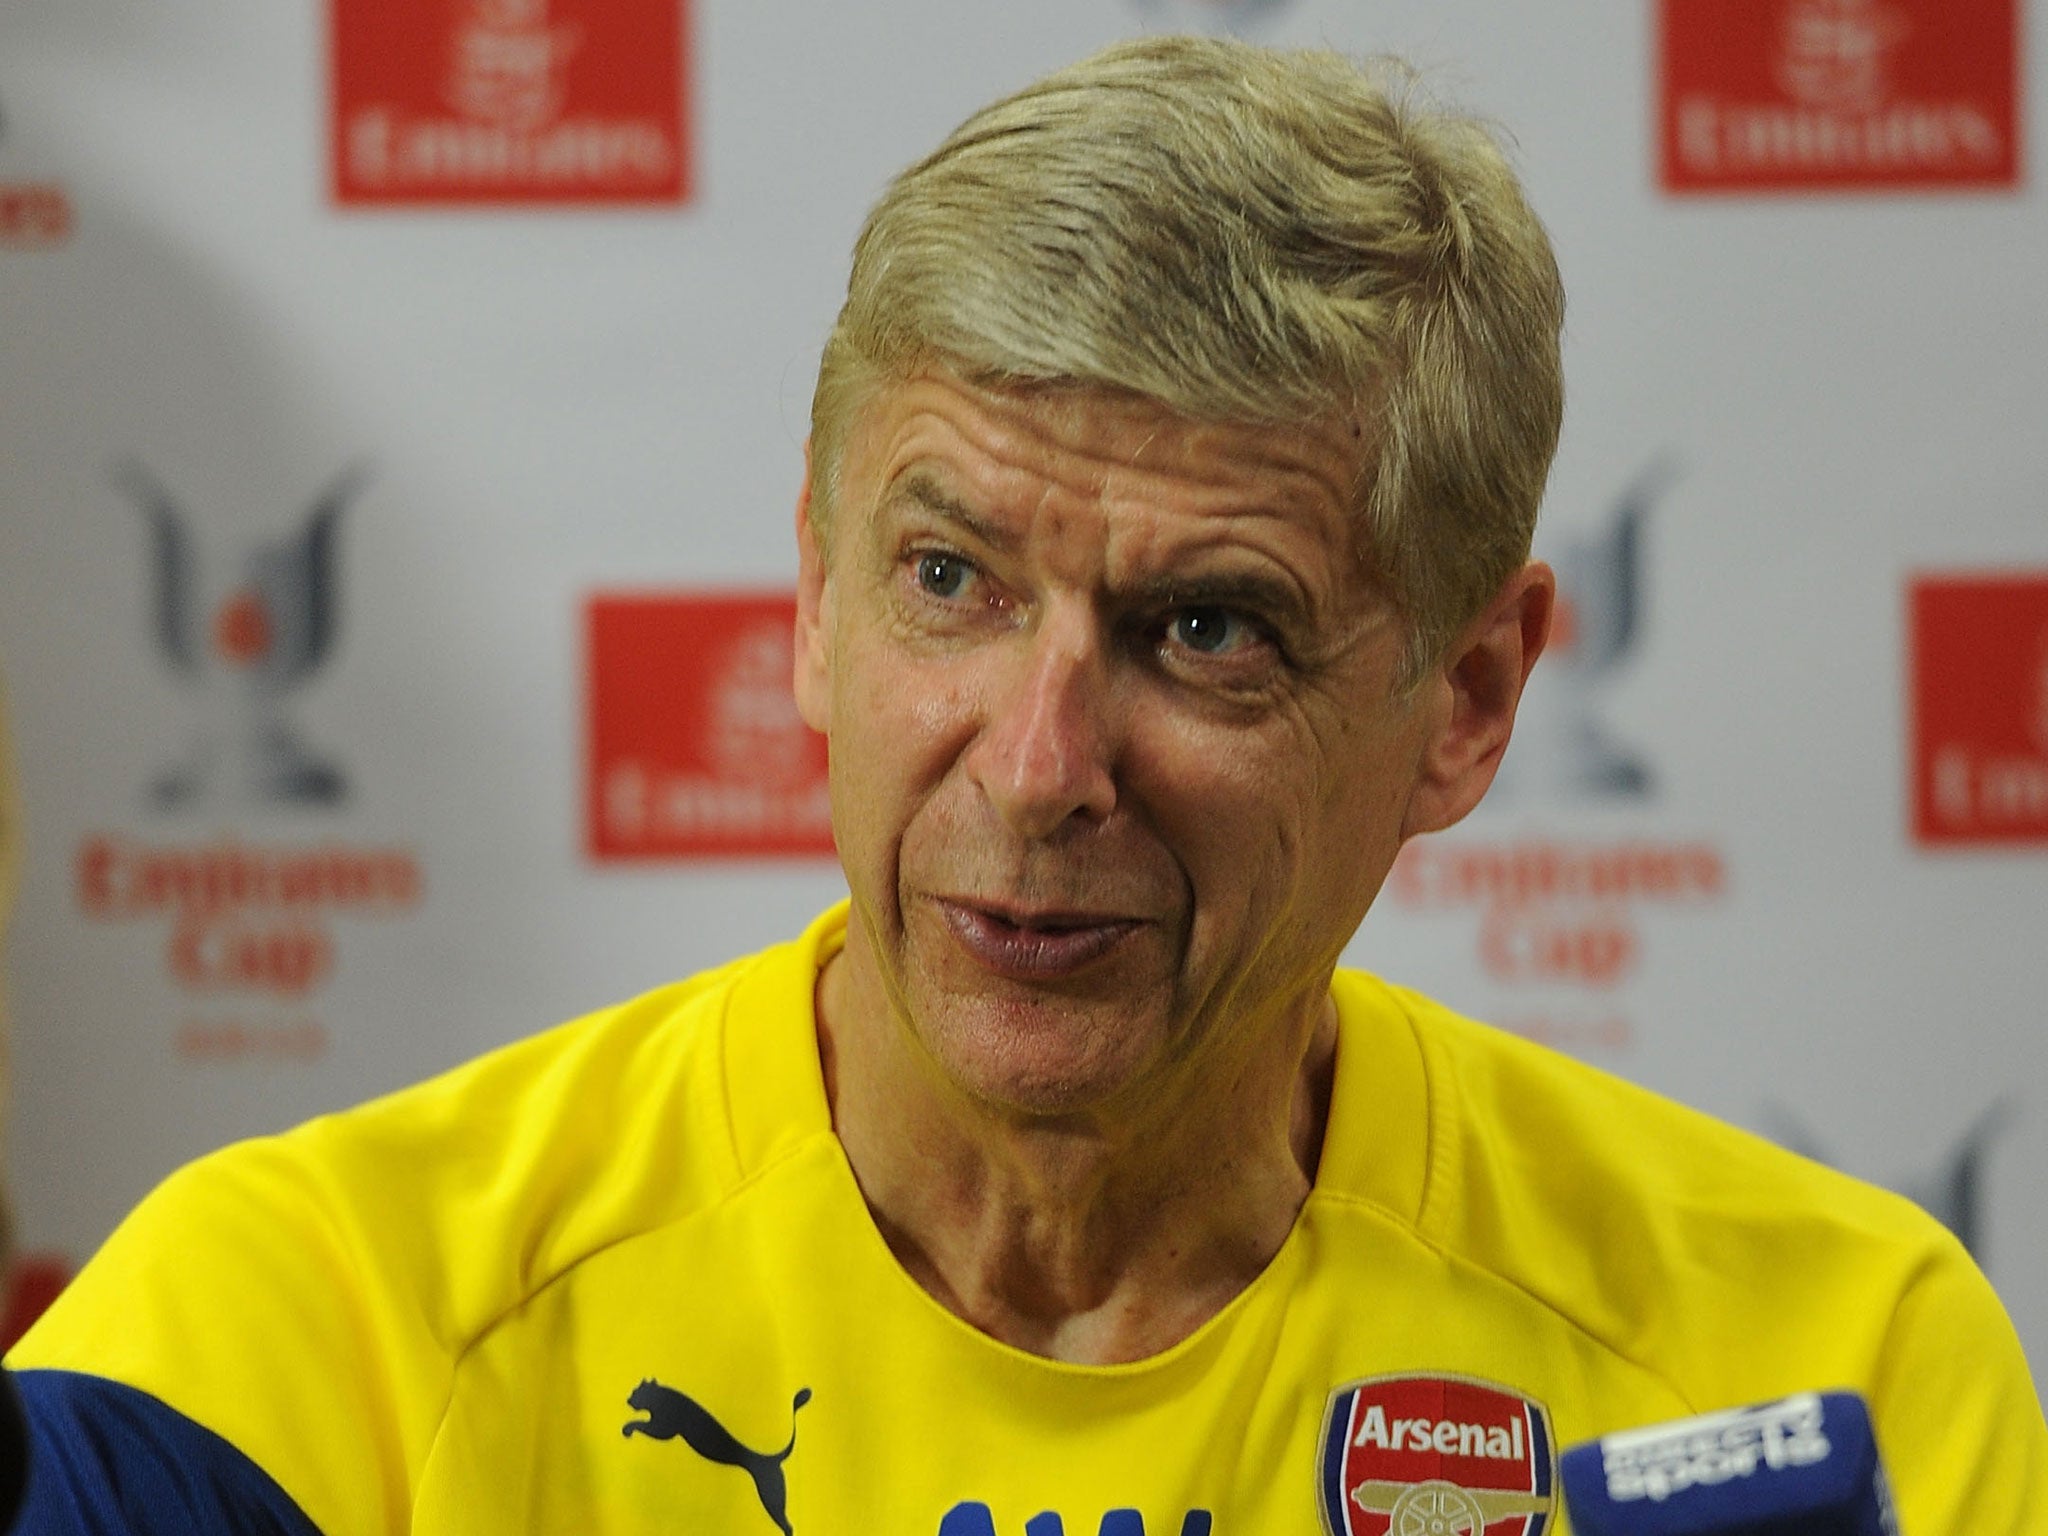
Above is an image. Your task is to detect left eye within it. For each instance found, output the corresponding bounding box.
[1168,606,1254,654]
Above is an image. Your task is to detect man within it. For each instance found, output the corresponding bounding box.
[9,35,2045,1536]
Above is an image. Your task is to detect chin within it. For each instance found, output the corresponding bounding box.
[916,994,1162,1123]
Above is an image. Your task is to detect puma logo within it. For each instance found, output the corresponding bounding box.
[623,1378,813,1534]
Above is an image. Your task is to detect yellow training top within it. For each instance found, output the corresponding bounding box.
[13,904,2045,1534]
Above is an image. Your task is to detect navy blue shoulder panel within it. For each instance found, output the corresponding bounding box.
[12,1369,322,1536]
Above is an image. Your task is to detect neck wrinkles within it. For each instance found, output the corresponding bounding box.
[816,936,1338,1365]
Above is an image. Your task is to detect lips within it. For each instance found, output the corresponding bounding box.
[935,898,1142,981]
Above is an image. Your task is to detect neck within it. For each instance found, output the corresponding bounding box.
[816,945,1338,1365]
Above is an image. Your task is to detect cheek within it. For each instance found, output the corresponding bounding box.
[1148,706,1403,923]
[830,646,981,833]
[1129,717,1307,883]
[1310,725,1427,916]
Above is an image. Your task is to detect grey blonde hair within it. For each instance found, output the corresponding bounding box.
[809,35,1565,680]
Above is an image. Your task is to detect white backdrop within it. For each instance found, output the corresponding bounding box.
[1,0,2043,1379]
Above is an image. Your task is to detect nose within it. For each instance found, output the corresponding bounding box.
[963,603,1118,839]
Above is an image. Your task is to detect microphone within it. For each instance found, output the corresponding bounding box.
[1559,1390,1899,1535]
[0,1366,26,1533]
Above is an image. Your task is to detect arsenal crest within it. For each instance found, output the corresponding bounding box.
[1317,1374,1556,1536]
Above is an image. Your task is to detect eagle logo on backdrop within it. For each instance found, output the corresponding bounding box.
[1489,461,1676,801]
[1318,1374,1556,1536]
[1767,1100,2013,1263]
[119,460,368,808]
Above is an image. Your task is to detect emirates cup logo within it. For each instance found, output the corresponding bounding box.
[81,459,423,1058]
[119,460,368,808]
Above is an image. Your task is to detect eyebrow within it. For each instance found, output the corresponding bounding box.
[880,473,1019,556]
[1135,571,1313,631]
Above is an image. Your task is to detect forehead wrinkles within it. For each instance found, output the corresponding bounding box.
[993,386,1361,523]
[863,376,1366,545]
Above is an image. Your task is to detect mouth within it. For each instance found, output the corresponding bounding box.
[934,898,1144,982]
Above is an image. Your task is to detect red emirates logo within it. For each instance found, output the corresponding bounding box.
[1659,0,2019,192]
[586,593,833,860]
[0,183,73,247]
[1911,574,2048,847]
[330,0,688,206]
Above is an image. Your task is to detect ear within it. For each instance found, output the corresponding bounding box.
[1400,561,1554,839]
[793,440,834,735]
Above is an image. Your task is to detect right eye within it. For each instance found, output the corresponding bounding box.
[914,551,974,600]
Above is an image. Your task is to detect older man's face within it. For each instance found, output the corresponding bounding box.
[796,371,1448,1119]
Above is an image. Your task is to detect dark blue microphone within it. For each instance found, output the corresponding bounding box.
[0,1366,26,1534]
[1560,1391,1899,1535]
